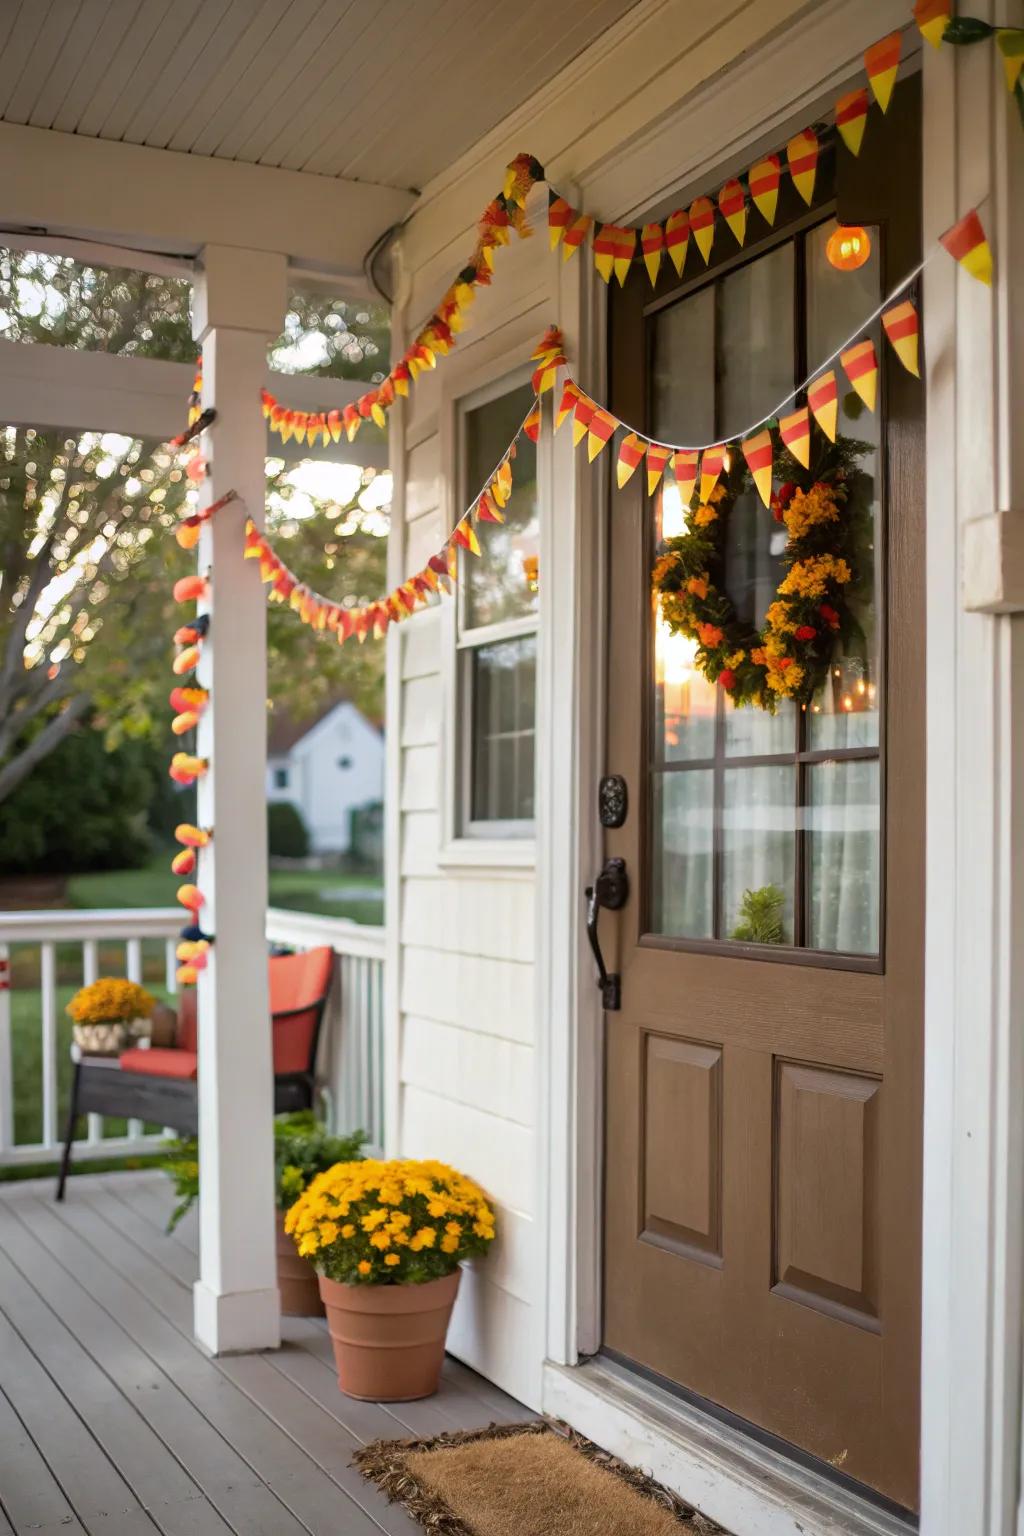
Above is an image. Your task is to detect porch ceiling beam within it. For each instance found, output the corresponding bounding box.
[0,123,415,285]
[0,339,387,467]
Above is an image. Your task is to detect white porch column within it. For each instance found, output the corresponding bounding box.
[920,13,1024,1536]
[191,244,287,1354]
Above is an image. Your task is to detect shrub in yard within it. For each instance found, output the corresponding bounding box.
[268,800,310,859]
[0,723,156,874]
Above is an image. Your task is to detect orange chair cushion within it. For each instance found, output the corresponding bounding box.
[158,946,333,1078]
[120,1046,198,1079]
[269,946,334,1075]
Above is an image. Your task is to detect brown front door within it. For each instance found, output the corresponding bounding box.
[601,83,923,1510]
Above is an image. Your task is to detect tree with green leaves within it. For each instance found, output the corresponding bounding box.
[0,248,390,811]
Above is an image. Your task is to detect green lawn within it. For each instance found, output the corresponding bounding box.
[67,845,384,925]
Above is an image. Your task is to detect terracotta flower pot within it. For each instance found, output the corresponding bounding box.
[318,1268,461,1401]
[276,1214,325,1316]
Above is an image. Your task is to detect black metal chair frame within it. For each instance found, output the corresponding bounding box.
[56,995,330,1200]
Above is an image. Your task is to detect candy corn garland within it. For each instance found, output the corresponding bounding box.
[247,330,561,647]
[168,550,215,987]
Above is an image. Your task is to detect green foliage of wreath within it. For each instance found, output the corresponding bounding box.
[652,430,875,712]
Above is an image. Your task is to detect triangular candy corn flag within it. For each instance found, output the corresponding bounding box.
[571,393,595,448]
[882,299,920,376]
[940,208,993,285]
[493,459,513,504]
[700,444,726,502]
[690,196,715,263]
[563,213,593,260]
[617,433,646,488]
[670,449,698,505]
[914,0,951,48]
[594,224,624,283]
[587,408,618,462]
[997,29,1024,92]
[664,211,689,275]
[748,154,781,225]
[841,339,878,411]
[556,380,579,432]
[865,32,901,112]
[523,403,542,442]
[718,179,747,246]
[779,406,811,468]
[808,371,838,441]
[613,227,636,286]
[548,193,573,250]
[641,223,664,286]
[742,429,774,506]
[646,444,670,496]
[477,492,504,523]
[835,88,869,156]
[453,518,482,556]
[786,128,819,204]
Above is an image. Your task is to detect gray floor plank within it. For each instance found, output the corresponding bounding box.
[80,1182,198,1291]
[0,1310,160,1536]
[269,1334,419,1444]
[0,1245,233,1536]
[219,1354,422,1536]
[441,1355,530,1423]
[0,1384,89,1536]
[16,1195,389,1536]
[6,1196,324,1536]
[0,1207,293,1536]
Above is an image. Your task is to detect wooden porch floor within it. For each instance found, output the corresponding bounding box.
[0,1171,532,1536]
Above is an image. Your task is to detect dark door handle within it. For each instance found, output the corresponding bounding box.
[585,857,629,1011]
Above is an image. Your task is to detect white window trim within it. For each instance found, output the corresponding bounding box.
[438,347,548,870]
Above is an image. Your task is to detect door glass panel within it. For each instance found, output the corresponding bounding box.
[723,484,787,632]
[805,220,882,750]
[718,242,795,439]
[463,383,538,628]
[722,766,796,944]
[654,615,717,763]
[806,759,880,953]
[724,697,796,757]
[651,770,714,938]
[469,634,536,822]
[651,284,715,445]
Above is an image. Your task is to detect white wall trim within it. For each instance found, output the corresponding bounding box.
[544,1359,912,1536]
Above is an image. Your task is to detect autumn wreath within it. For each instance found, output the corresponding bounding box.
[652,433,873,711]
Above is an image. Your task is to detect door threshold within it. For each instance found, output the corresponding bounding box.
[542,1357,916,1536]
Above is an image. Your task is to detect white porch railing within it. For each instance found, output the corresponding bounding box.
[0,906,386,1168]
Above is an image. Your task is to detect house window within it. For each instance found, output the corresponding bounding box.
[273,766,289,790]
[648,215,883,956]
[456,377,539,836]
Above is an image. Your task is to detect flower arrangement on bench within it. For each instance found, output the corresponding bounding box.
[285,1157,496,1401]
[66,978,155,1056]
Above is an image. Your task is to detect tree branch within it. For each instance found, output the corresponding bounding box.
[0,691,90,803]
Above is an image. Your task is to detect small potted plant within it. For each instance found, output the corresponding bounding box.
[66,977,155,1056]
[162,1112,366,1316]
[285,1157,496,1401]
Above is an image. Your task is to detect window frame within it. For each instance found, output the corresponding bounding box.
[439,360,542,867]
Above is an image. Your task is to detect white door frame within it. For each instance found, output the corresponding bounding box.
[534,6,1024,1534]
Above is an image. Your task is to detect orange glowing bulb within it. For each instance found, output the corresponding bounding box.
[826,225,871,272]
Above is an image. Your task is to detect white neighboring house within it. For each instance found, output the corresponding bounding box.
[266,698,383,856]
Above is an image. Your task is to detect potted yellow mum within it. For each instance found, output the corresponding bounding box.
[66,978,155,1056]
[285,1158,496,1401]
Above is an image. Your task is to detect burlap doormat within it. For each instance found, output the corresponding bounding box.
[353,1419,723,1535]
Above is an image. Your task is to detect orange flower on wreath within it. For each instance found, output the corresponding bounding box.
[697,622,725,647]
[687,575,709,599]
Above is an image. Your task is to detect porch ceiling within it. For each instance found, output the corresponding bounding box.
[0,0,644,193]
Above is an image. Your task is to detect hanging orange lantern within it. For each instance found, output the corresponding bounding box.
[826,225,871,271]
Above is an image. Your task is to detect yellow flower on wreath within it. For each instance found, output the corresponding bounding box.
[782,482,841,540]
[692,502,718,528]
[778,555,852,601]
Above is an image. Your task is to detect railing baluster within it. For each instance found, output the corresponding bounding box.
[82,938,103,1144]
[125,937,144,1141]
[0,942,12,1152]
[41,942,58,1150]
